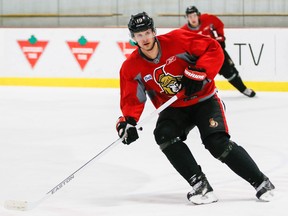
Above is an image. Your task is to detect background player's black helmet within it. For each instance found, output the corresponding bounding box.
[185,6,201,16]
[128,12,155,36]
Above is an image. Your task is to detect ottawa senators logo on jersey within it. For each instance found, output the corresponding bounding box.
[154,65,182,95]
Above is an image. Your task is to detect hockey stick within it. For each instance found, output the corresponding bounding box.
[4,92,182,211]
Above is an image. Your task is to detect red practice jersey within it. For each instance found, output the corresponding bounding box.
[119,28,224,122]
[181,14,225,44]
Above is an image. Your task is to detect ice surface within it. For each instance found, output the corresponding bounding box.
[0,86,287,216]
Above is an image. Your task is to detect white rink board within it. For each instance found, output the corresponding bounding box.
[0,28,288,81]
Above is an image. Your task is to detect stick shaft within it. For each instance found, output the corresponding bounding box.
[5,93,180,211]
[48,94,179,196]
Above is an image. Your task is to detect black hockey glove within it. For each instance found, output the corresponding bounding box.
[116,116,139,144]
[181,66,207,96]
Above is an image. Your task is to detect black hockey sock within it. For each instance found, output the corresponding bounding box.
[162,141,201,181]
[222,144,264,186]
[229,75,247,92]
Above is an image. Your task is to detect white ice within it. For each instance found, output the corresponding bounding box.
[0,86,287,216]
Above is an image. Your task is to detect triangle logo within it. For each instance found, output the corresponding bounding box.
[67,36,99,70]
[17,35,49,68]
[117,41,137,58]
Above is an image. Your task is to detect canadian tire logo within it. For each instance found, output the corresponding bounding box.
[117,41,137,58]
[67,36,99,70]
[17,35,48,68]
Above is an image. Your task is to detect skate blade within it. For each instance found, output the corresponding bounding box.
[259,190,275,202]
[188,191,218,205]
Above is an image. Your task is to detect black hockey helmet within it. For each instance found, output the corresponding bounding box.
[185,6,201,16]
[128,12,155,36]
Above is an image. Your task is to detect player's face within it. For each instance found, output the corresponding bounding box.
[133,29,156,51]
[187,13,199,27]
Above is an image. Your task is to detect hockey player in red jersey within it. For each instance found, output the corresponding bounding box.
[116,12,274,205]
[181,6,256,97]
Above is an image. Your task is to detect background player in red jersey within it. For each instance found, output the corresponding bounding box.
[116,12,274,205]
[181,6,256,97]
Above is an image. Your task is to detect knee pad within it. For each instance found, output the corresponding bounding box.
[154,120,180,147]
[203,133,236,162]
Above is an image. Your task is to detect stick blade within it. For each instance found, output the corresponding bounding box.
[4,200,30,211]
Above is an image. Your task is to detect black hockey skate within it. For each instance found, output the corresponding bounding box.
[255,176,275,202]
[187,172,218,205]
[242,88,256,97]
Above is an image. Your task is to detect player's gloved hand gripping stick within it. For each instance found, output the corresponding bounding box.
[4,91,184,211]
[116,116,139,144]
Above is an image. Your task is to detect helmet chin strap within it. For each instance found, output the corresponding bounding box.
[138,37,161,63]
[146,37,157,51]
